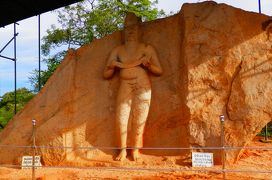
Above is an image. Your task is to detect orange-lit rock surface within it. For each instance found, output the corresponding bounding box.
[0,1,271,166]
[0,137,271,179]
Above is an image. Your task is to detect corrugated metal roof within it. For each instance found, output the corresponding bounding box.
[0,0,82,27]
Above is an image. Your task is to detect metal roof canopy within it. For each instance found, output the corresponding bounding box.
[0,0,82,27]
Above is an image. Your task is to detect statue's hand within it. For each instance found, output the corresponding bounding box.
[141,56,151,68]
[108,61,123,69]
[114,61,124,68]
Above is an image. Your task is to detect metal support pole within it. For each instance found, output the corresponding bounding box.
[220,115,226,180]
[38,15,41,91]
[0,35,18,54]
[257,1,268,142]
[13,23,17,115]
[32,119,36,180]
[265,125,268,141]
[258,0,262,14]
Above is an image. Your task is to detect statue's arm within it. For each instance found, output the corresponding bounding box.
[103,49,118,79]
[145,45,163,76]
[104,48,124,79]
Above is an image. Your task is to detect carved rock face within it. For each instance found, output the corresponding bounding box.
[182,2,272,163]
[0,1,271,165]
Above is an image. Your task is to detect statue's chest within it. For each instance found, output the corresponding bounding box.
[118,49,145,64]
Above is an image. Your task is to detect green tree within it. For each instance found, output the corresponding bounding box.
[29,51,65,92]
[259,122,272,137]
[29,0,165,91]
[0,88,34,129]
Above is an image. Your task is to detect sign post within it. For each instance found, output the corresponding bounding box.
[220,115,226,180]
[32,119,36,180]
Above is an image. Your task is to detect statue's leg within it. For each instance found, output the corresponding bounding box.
[131,87,151,161]
[115,82,132,161]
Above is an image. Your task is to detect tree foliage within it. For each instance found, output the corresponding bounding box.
[42,0,164,55]
[259,122,272,137]
[29,0,165,90]
[29,51,65,92]
[0,88,34,129]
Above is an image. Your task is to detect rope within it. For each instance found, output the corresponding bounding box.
[0,144,271,151]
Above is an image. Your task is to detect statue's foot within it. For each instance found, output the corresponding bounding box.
[132,149,141,161]
[115,149,127,161]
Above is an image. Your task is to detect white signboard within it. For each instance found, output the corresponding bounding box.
[192,152,213,167]
[21,156,42,169]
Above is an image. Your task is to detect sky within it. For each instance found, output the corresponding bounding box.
[0,0,272,96]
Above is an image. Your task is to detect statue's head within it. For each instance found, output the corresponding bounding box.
[124,12,141,27]
[124,12,141,43]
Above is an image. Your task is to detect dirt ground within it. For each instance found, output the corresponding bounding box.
[0,136,271,180]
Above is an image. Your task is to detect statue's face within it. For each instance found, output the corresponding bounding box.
[124,25,139,42]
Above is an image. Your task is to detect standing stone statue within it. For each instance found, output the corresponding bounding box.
[103,13,163,161]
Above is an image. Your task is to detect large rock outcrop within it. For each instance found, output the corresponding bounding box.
[0,1,271,165]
